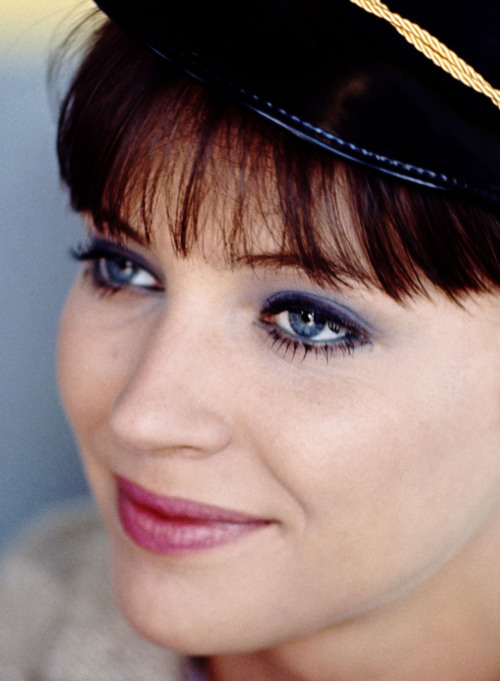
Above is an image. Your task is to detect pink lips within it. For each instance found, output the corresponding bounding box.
[117,476,270,554]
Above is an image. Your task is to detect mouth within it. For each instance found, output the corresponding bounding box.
[116,475,271,554]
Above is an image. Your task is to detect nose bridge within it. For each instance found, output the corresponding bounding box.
[109,300,233,456]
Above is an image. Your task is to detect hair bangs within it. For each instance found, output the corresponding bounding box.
[56,19,500,299]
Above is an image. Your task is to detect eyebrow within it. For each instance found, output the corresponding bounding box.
[235,253,308,269]
[235,251,352,274]
[94,216,318,271]
[92,212,149,247]
[92,213,360,286]
[234,253,358,289]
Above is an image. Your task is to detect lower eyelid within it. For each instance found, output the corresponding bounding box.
[261,325,359,364]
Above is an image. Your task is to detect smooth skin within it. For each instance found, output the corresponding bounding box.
[59,206,500,681]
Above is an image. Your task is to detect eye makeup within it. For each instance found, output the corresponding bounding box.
[258,291,371,362]
[71,238,163,295]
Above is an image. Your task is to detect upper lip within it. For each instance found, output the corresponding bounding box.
[116,475,270,524]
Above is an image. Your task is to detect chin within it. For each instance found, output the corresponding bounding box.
[107,535,259,655]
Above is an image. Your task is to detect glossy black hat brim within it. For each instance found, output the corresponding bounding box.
[94,0,500,203]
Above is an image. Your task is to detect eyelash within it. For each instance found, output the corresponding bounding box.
[259,293,368,363]
[71,240,369,362]
[71,240,163,296]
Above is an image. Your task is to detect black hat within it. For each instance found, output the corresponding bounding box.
[93,0,500,204]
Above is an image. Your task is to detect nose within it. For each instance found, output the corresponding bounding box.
[109,308,234,457]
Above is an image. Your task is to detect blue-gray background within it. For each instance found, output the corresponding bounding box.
[0,2,91,552]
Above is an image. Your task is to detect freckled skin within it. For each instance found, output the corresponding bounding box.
[58,218,500,681]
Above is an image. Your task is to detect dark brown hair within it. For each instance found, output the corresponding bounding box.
[56,17,500,300]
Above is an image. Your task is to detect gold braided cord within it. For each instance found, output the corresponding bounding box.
[349,0,500,110]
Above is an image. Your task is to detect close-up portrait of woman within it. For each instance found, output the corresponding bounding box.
[2,1,500,679]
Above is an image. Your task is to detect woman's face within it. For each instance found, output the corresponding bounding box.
[58,198,500,657]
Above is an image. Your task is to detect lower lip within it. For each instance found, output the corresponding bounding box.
[117,477,269,555]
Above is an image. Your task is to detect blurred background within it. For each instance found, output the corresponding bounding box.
[0,0,93,551]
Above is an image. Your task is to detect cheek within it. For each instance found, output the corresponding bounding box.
[57,289,139,527]
[58,294,102,437]
[258,355,500,598]
[268,346,500,505]
[57,287,130,443]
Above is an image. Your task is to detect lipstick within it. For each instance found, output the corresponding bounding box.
[116,476,270,554]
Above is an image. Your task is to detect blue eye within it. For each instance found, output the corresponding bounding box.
[72,239,162,294]
[276,308,348,343]
[94,255,158,289]
[260,291,368,361]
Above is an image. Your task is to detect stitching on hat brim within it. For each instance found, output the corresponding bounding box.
[145,38,500,203]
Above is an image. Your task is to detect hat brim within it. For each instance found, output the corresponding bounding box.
[94,0,500,203]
